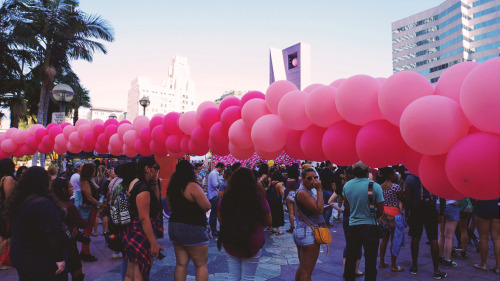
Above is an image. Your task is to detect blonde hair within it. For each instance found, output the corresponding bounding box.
[301,164,312,171]
[96,165,106,183]
[47,165,58,176]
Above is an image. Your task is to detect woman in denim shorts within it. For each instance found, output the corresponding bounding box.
[167,160,211,281]
[437,199,460,268]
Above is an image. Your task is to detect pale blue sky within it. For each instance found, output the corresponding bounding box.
[70,1,444,110]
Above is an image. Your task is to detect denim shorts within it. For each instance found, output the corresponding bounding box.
[168,222,208,246]
[437,204,460,221]
[293,226,316,247]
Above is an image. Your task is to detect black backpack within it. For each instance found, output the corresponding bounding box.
[266,183,281,205]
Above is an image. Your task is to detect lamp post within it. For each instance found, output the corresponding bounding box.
[139,96,150,116]
[51,84,75,113]
[109,113,117,119]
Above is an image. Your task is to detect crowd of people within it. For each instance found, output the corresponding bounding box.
[0,156,498,281]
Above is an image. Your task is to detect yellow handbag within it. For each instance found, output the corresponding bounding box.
[296,208,332,253]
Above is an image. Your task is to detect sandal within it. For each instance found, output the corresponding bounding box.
[473,264,487,271]
[490,267,500,275]
[378,262,389,268]
[391,266,405,272]
[286,228,294,233]
[276,231,284,235]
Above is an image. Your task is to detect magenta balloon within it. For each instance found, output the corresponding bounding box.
[63,125,76,139]
[188,139,209,156]
[209,122,229,146]
[255,147,282,160]
[54,144,67,155]
[241,91,265,108]
[60,122,71,129]
[35,128,47,142]
[28,125,42,136]
[69,132,81,146]
[0,150,10,159]
[228,119,253,149]
[83,132,96,144]
[123,144,138,158]
[419,154,466,200]
[168,151,185,159]
[117,123,133,140]
[306,86,343,128]
[12,130,28,145]
[251,114,289,153]
[400,95,469,155]
[77,124,91,139]
[229,142,254,160]
[104,125,118,140]
[165,134,183,153]
[446,133,500,200]
[179,111,198,135]
[1,139,17,153]
[93,124,105,136]
[191,126,209,146]
[242,98,271,128]
[42,135,54,149]
[119,120,132,126]
[27,136,39,150]
[278,90,312,130]
[149,115,164,130]
[285,130,307,160]
[109,133,123,149]
[163,112,183,135]
[435,61,479,104]
[300,125,327,161]
[197,101,218,121]
[219,96,241,114]
[134,139,152,156]
[104,118,119,127]
[356,120,405,168]
[90,119,104,130]
[460,57,500,134]
[133,116,150,135]
[180,135,191,155]
[95,142,108,155]
[49,126,63,141]
[220,106,241,130]
[67,142,81,154]
[209,139,230,156]
[150,140,168,157]
[199,107,220,131]
[322,121,361,166]
[266,81,298,114]
[97,133,108,146]
[37,143,52,154]
[329,79,345,88]
[46,123,58,131]
[123,130,138,147]
[151,126,167,143]
[303,83,323,93]
[402,145,423,177]
[75,119,89,128]
[378,71,434,126]
[139,127,151,143]
[336,75,383,125]
[108,143,123,156]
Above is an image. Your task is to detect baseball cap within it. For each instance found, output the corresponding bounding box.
[352,161,369,170]
[74,161,84,169]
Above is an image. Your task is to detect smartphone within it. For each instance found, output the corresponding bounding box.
[324,203,334,209]
[157,250,165,260]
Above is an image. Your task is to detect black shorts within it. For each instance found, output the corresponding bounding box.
[474,199,500,220]
[408,205,439,241]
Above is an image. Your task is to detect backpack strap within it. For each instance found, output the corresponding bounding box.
[367,181,378,225]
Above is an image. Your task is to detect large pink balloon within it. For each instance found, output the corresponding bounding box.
[123,130,138,147]
[149,114,164,130]
[209,122,229,147]
[42,135,54,149]
[95,142,108,155]
[228,119,253,149]
[191,126,209,146]
[435,61,479,103]
[133,116,150,135]
[400,95,469,155]
[199,107,220,131]
[229,142,254,160]
[197,101,218,121]
[306,86,343,128]
[180,135,192,155]
[179,111,198,135]
[123,144,138,158]
[209,139,230,156]
[67,142,82,154]
[241,91,265,108]
[378,71,434,126]
[97,133,108,146]
[402,145,423,176]
[251,114,289,153]
[446,133,500,200]
[189,139,209,156]
[278,90,312,131]
[69,132,81,146]
[163,112,183,135]
[322,121,361,166]
[356,120,405,168]
[35,128,47,142]
[12,131,24,145]
[150,140,168,157]
[135,139,152,156]
[104,125,118,140]
[303,83,323,93]
[117,123,133,139]
[336,75,383,125]
[300,125,327,161]
[460,57,500,134]
[28,125,42,136]
[54,134,68,148]
[219,96,241,114]
[1,139,17,153]
[54,144,67,155]
[90,119,104,130]
[75,119,89,128]
[37,143,52,154]
[285,130,307,160]
[419,154,465,200]
[220,106,241,130]
[242,98,271,128]
[151,126,167,143]
[255,148,283,160]
[165,134,183,153]
[104,118,119,127]
[109,133,124,150]
[139,127,151,144]
[329,79,345,88]
[49,126,63,141]
[266,80,298,114]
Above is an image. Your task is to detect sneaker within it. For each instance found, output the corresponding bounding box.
[80,253,98,262]
[442,259,457,268]
[409,267,418,275]
[112,252,122,260]
[433,272,447,279]
[452,245,461,250]
[460,251,469,260]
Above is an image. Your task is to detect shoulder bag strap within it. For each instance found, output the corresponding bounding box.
[295,190,328,230]
[367,181,378,225]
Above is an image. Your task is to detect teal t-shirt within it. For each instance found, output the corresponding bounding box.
[343,178,384,226]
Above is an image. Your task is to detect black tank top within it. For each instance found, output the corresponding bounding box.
[169,183,206,227]
[81,180,99,205]
[129,181,161,219]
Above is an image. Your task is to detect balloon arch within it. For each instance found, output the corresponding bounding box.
[1,59,499,200]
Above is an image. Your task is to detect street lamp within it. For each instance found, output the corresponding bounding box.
[139,96,150,116]
[51,84,75,112]
[108,113,117,119]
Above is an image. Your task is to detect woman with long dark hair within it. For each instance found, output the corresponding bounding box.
[167,160,211,281]
[79,163,100,262]
[268,170,285,235]
[0,158,16,269]
[218,168,272,280]
[285,165,300,233]
[6,167,69,280]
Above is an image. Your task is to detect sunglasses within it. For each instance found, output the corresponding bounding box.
[306,176,319,181]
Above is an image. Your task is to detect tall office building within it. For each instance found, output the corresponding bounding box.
[270,42,311,90]
[127,56,196,120]
[392,0,500,83]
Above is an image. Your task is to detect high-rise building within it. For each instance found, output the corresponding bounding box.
[392,0,500,83]
[127,56,196,120]
[270,42,311,90]
[78,107,127,121]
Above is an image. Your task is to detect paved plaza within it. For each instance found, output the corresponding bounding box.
[1,215,498,280]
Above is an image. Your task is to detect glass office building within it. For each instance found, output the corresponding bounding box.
[392,0,500,83]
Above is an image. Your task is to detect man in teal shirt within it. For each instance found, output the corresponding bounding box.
[343,161,384,281]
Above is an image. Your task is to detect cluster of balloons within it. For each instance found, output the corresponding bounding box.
[0,58,499,200]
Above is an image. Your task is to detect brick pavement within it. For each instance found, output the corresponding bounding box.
[1,215,498,280]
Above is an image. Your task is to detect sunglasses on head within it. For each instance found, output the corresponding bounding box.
[306,176,319,181]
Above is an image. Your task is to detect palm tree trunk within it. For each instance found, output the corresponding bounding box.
[9,107,19,128]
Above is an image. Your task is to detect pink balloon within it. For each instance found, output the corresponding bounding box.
[46,123,58,131]
[229,142,254,160]
[0,150,10,159]
[402,145,423,176]
[123,130,138,147]
[77,124,91,139]
[135,139,152,156]
[228,119,253,149]
[278,90,312,131]
[11,131,21,145]
[1,139,17,153]
[104,125,118,140]
[62,125,75,139]
[255,148,282,160]
[197,101,218,121]
[251,114,289,153]
[54,144,67,155]
[75,119,89,128]
[219,96,241,114]
[188,139,209,156]
[209,122,229,147]
[97,133,108,146]
[199,107,220,131]
[322,121,361,166]
[209,139,230,156]
[179,111,198,135]
[336,75,383,125]
[42,135,54,149]
[14,130,30,145]
[446,133,500,200]
[266,80,298,114]
[306,86,343,128]
[27,136,39,150]
[242,98,271,128]
[329,79,346,88]
[356,120,405,168]
[109,133,123,150]
[168,151,185,159]
[180,135,192,155]
[419,154,465,200]
[220,106,241,130]
[54,134,67,148]
[104,118,119,127]
[67,142,81,154]
[165,134,183,153]
[117,123,133,140]
[133,116,150,135]
[303,83,323,93]
[285,130,307,160]
[37,143,52,154]
[49,126,63,141]
[90,119,104,130]
[83,132,96,145]
[191,126,209,147]
[35,128,47,142]
[123,144,138,158]
[149,115,164,130]
[163,112,183,135]
[460,57,500,134]
[28,125,42,136]
[60,122,71,129]
[150,140,168,157]
[300,125,327,161]
[378,71,434,126]
[151,126,167,143]
[139,127,151,144]
[108,143,123,156]
[241,91,265,108]
[93,124,105,136]
[69,132,81,146]
[435,61,479,104]
[400,95,469,155]
[376,77,387,86]
[119,120,132,126]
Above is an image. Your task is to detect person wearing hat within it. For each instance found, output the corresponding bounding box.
[70,162,84,208]
[343,161,384,281]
